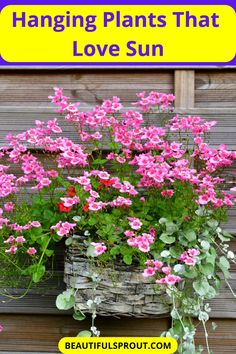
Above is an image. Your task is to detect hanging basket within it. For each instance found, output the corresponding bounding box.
[64,236,171,318]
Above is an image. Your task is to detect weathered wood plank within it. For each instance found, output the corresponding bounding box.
[0,71,174,106]
[174,70,195,109]
[195,71,236,108]
[0,315,236,353]
[0,314,170,352]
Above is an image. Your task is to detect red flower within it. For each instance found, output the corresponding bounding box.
[98,178,116,189]
[66,186,76,197]
[56,202,72,213]
[83,204,89,212]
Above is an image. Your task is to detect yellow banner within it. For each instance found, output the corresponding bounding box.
[58,337,178,354]
[0,5,235,62]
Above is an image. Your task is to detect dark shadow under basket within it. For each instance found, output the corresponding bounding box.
[64,236,170,318]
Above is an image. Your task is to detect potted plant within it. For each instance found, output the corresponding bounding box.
[0,88,235,354]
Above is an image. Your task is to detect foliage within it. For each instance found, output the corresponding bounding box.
[0,88,235,353]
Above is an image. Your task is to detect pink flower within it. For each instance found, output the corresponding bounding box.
[88,202,104,211]
[27,247,37,255]
[15,236,26,243]
[143,267,156,277]
[138,241,150,253]
[128,217,142,230]
[60,196,80,207]
[162,266,172,275]
[31,221,41,228]
[46,118,62,134]
[4,202,14,212]
[91,242,107,256]
[124,230,135,237]
[153,260,164,270]
[109,197,132,207]
[40,178,51,187]
[5,245,18,254]
[4,235,15,244]
[98,171,110,180]
[164,274,182,286]
[184,257,197,266]
[188,248,200,257]
[68,176,91,186]
[196,194,211,205]
[0,324,3,332]
[161,190,174,198]
[51,221,76,237]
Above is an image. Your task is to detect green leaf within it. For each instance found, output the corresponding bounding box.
[159,218,168,225]
[222,231,233,240]
[73,310,86,321]
[217,256,231,279]
[193,278,210,296]
[200,240,210,251]
[72,216,81,223]
[160,233,176,244]
[166,222,178,235]
[56,291,75,310]
[77,330,92,337]
[184,230,196,242]
[207,219,218,229]
[88,217,97,226]
[183,267,198,278]
[218,233,232,242]
[45,249,54,257]
[212,322,218,331]
[214,275,221,289]
[219,256,230,270]
[92,159,107,166]
[169,246,182,258]
[86,245,96,258]
[110,246,120,257]
[65,237,73,246]
[199,263,214,276]
[205,286,217,299]
[32,265,46,283]
[206,249,216,265]
[123,254,132,265]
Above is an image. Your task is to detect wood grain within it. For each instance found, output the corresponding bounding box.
[195,71,236,108]
[174,70,195,109]
[0,315,236,353]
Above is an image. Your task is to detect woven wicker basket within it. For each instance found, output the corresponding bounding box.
[64,235,170,318]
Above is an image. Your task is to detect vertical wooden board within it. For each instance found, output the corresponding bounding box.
[174,70,195,109]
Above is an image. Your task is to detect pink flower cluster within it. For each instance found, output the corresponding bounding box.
[51,221,76,237]
[169,115,216,135]
[178,248,200,266]
[126,227,155,253]
[143,260,182,286]
[132,91,175,112]
[3,234,37,255]
[0,87,235,270]
[91,242,107,256]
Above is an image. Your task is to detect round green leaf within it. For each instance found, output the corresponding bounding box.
[73,310,86,321]
[77,330,92,337]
